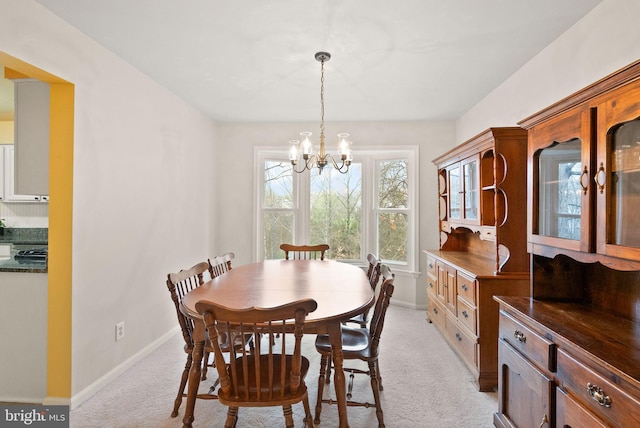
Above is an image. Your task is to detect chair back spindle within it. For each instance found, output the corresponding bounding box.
[167,261,209,348]
[369,264,395,355]
[208,252,235,278]
[196,299,318,427]
[279,244,329,260]
[166,261,216,417]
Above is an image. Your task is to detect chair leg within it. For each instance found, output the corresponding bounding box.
[224,407,238,428]
[314,354,329,424]
[201,350,210,380]
[171,353,192,417]
[368,360,385,428]
[302,393,314,428]
[324,355,332,384]
[376,360,383,391]
[283,404,294,428]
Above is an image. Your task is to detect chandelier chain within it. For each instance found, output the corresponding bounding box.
[287,51,351,175]
[320,56,325,146]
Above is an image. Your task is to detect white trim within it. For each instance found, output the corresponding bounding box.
[392,301,427,311]
[69,327,179,410]
[42,396,71,406]
[255,145,419,271]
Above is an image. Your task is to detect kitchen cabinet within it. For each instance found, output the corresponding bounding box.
[13,79,49,196]
[0,271,48,402]
[2,146,48,202]
[495,59,640,427]
[0,145,4,202]
[424,127,530,391]
[522,61,640,268]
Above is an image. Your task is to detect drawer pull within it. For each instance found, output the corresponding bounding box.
[429,281,434,288]
[594,162,606,194]
[462,310,468,318]
[455,332,462,341]
[538,414,548,428]
[433,307,438,315]
[428,262,433,269]
[514,330,526,343]
[461,284,468,292]
[587,383,612,407]
[579,165,589,195]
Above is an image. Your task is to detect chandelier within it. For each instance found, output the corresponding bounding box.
[288,52,352,175]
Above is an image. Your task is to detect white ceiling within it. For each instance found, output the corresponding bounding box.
[8,1,604,123]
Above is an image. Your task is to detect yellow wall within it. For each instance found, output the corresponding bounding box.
[0,121,13,144]
[2,53,74,402]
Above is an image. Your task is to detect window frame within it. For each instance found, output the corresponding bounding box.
[254,146,419,272]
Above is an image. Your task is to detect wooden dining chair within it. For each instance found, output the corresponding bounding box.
[280,243,329,260]
[314,264,395,428]
[208,251,234,278]
[195,298,318,428]
[166,261,218,418]
[345,253,382,328]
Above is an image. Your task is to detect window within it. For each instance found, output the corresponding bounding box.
[538,139,582,240]
[256,147,418,271]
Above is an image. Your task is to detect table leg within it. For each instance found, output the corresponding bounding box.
[328,321,350,428]
[182,322,204,428]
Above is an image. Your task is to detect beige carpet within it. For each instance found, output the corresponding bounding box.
[70,305,497,427]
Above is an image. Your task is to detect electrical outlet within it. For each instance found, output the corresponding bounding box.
[115,321,125,341]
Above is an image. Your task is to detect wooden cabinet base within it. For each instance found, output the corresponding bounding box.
[425,250,529,392]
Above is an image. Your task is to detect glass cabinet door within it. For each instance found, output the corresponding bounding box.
[536,139,583,240]
[608,119,640,248]
[597,87,640,260]
[448,164,461,220]
[444,155,480,225]
[530,108,593,253]
[462,156,479,221]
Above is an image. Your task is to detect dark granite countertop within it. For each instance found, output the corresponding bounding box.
[0,228,48,273]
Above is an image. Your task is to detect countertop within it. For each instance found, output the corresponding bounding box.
[0,243,48,273]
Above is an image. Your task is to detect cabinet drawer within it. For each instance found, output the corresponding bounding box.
[445,314,477,367]
[456,296,477,335]
[426,254,436,276]
[427,295,446,330]
[426,272,437,293]
[499,310,555,372]
[456,272,476,305]
[556,386,607,428]
[556,348,640,427]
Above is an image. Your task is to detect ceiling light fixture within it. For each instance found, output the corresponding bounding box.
[288,52,352,175]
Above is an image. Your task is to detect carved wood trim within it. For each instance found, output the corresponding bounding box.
[519,59,640,129]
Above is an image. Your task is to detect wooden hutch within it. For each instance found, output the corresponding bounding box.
[425,127,530,392]
[494,60,640,427]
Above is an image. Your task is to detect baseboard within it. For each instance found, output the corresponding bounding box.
[0,395,46,404]
[69,327,179,410]
[42,396,71,406]
[391,300,427,310]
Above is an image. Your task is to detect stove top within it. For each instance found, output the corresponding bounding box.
[15,248,48,261]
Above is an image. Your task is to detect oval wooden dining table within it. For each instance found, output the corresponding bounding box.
[179,259,374,428]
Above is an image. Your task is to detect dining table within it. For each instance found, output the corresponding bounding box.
[179,259,374,428]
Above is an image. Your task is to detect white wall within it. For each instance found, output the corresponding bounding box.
[0,272,47,402]
[457,0,640,143]
[3,0,638,409]
[0,0,218,403]
[214,120,457,309]
[0,202,48,228]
